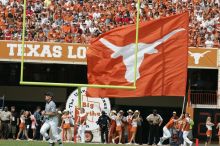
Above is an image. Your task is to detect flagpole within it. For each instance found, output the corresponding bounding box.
[78,87,81,108]
[134,0,140,87]
[20,0,27,82]
[188,80,191,107]
[181,95,186,115]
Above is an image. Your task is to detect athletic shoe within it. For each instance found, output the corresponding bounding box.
[157,137,163,145]
[157,141,162,146]
[48,139,55,144]
[112,139,115,143]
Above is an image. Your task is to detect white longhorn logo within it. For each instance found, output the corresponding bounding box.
[188,51,210,64]
[99,28,185,82]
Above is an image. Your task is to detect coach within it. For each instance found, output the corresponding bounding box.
[146,109,163,145]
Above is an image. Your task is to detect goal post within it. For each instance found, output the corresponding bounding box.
[19,0,141,107]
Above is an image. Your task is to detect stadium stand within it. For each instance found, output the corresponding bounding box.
[0,0,219,47]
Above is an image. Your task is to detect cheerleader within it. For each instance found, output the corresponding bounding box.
[205,116,214,146]
[126,109,133,142]
[112,111,123,144]
[108,110,117,143]
[128,110,139,144]
[16,110,31,140]
[61,110,72,141]
[30,112,37,139]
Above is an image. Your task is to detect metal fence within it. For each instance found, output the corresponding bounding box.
[191,90,217,105]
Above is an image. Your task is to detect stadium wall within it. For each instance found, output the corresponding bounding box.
[114,96,183,107]
[0,42,219,109]
[0,86,66,102]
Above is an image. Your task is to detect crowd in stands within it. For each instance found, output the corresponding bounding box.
[0,0,219,48]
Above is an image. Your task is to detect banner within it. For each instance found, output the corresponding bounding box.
[0,40,218,69]
[65,87,111,142]
[188,47,218,68]
[0,40,88,64]
[87,12,188,97]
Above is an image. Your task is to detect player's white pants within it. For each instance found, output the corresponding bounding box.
[78,125,86,143]
[183,131,193,146]
[162,126,171,141]
[40,119,61,141]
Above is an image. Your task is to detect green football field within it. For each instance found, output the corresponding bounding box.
[0,140,134,146]
[0,140,104,146]
[0,140,214,146]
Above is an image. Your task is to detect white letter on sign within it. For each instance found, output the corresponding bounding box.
[77,47,86,59]
[17,44,27,56]
[67,46,76,58]
[26,44,40,57]
[7,44,17,56]
[53,46,62,58]
[40,45,52,57]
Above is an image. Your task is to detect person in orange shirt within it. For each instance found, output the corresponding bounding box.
[158,113,183,145]
[61,110,72,141]
[62,23,71,33]
[205,116,214,146]
[170,111,179,120]
[176,114,185,145]
[48,27,61,42]
[71,23,78,34]
[64,33,73,43]
[126,109,133,142]
[63,11,73,23]
[182,113,193,146]
[108,110,117,143]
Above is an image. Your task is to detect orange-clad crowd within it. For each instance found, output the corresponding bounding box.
[0,0,219,47]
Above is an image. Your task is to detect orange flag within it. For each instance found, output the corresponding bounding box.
[86,12,189,97]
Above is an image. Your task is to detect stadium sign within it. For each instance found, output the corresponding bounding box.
[65,87,111,142]
[188,47,218,69]
[0,40,88,64]
[0,40,218,68]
